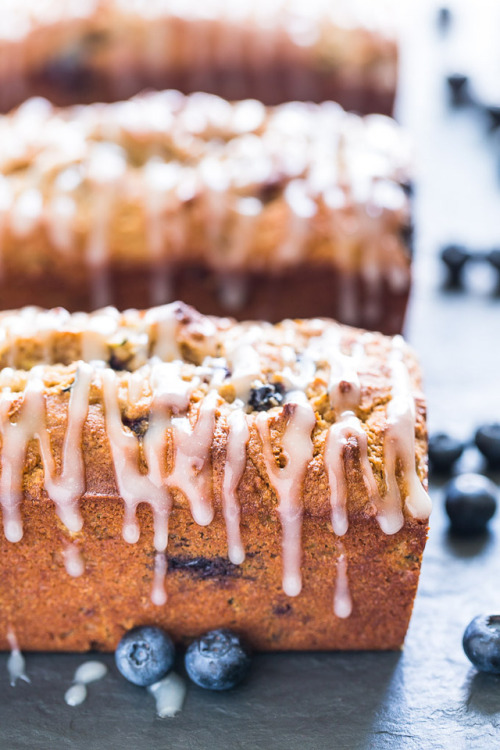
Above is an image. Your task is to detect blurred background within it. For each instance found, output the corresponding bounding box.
[401,0,500,444]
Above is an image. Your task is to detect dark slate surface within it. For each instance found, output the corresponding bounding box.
[2,3,500,749]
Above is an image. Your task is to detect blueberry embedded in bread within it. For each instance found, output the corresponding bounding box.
[248,382,285,412]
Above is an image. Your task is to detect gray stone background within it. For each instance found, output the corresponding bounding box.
[2,2,500,748]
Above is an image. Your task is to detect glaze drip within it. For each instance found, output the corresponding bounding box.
[378,338,432,533]
[168,389,217,528]
[325,411,380,537]
[151,551,168,606]
[257,394,316,597]
[86,144,127,309]
[0,362,92,543]
[323,332,381,537]
[333,545,352,619]
[222,410,250,565]
[63,543,85,578]
[102,368,171,546]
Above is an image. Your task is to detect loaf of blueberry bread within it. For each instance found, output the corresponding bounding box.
[0,0,399,116]
[0,91,412,335]
[0,302,430,652]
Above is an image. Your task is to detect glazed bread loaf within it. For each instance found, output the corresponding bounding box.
[0,92,412,334]
[0,303,430,652]
[0,0,398,115]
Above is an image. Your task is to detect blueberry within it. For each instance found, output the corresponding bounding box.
[109,351,131,371]
[115,626,175,687]
[487,249,500,272]
[428,432,464,474]
[185,629,251,691]
[42,52,91,94]
[248,382,284,412]
[122,416,149,438]
[400,180,414,198]
[446,73,470,107]
[486,105,500,132]
[475,423,500,468]
[444,473,497,535]
[441,245,470,289]
[487,250,500,294]
[437,7,452,32]
[463,615,500,674]
[400,223,414,256]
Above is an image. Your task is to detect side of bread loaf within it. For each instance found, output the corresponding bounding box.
[0,303,430,651]
[0,93,412,334]
[0,1,398,115]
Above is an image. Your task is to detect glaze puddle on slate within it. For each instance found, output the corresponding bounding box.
[6,632,30,687]
[148,672,187,718]
[64,661,108,708]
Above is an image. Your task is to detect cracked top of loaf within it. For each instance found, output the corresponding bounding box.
[0,300,418,388]
[0,92,411,274]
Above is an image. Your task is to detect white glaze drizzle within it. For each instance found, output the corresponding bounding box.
[323,333,381,537]
[85,144,127,309]
[0,362,92,542]
[79,308,120,363]
[322,331,431,542]
[377,337,432,534]
[222,410,249,565]
[144,306,180,362]
[6,631,30,687]
[257,393,316,596]
[320,330,431,615]
[151,551,168,606]
[101,367,172,546]
[102,363,215,598]
[63,543,85,578]
[225,328,262,402]
[148,672,187,718]
[278,180,317,264]
[167,389,217,527]
[325,411,377,537]
[141,361,192,550]
[333,544,352,619]
[143,159,179,306]
[65,660,108,707]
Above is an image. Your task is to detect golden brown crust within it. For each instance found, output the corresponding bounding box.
[0,303,429,651]
[0,502,427,652]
